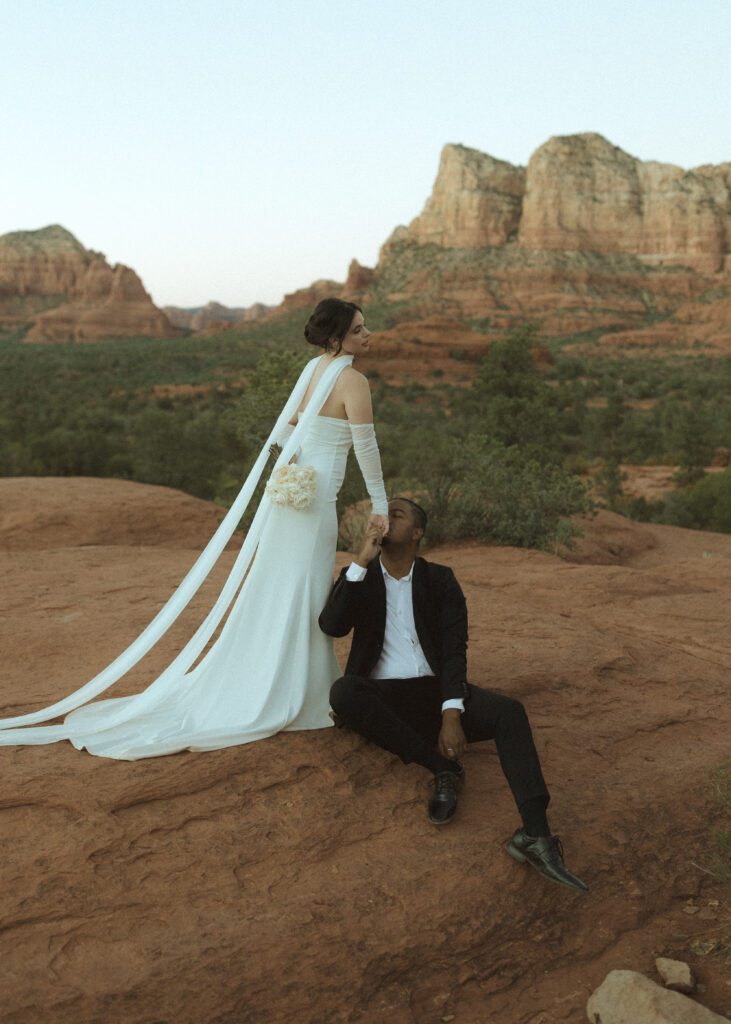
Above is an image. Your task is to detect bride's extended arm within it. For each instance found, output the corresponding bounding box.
[344,372,389,534]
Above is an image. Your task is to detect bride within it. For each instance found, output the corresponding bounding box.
[0,298,389,759]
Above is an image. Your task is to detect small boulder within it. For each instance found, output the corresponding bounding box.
[587,970,729,1023]
[655,956,696,993]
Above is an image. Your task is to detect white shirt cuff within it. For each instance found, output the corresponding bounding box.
[441,699,465,713]
[345,562,368,582]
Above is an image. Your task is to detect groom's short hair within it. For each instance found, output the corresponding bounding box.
[391,496,427,534]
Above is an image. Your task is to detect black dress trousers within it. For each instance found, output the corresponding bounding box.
[329,674,550,809]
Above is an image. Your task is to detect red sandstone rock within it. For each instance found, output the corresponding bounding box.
[0,225,178,342]
[518,134,731,273]
[378,134,730,273]
[163,301,272,332]
[330,134,730,359]
[0,477,236,551]
[279,278,343,312]
[383,143,526,249]
[342,258,375,296]
[366,316,490,385]
[1,479,730,1023]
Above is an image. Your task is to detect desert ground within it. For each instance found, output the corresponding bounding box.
[1,478,729,1023]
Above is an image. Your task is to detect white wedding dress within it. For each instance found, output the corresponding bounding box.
[0,354,387,759]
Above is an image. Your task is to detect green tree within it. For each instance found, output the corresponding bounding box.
[227,350,309,459]
[443,437,593,551]
[470,326,564,463]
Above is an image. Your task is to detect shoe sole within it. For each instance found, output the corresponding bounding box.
[506,841,527,863]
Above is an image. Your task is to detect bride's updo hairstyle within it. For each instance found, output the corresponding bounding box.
[304,298,362,356]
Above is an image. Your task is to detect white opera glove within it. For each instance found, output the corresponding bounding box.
[350,422,388,516]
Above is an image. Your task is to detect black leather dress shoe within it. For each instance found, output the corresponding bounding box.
[506,827,589,892]
[428,768,463,825]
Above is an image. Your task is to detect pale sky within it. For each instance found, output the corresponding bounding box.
[3,0,729,309]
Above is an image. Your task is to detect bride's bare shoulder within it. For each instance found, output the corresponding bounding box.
[337,366,369,390]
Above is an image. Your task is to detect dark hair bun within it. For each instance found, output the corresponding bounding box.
[304,298,362,355]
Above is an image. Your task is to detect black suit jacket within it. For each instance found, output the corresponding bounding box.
[318,556,469,704]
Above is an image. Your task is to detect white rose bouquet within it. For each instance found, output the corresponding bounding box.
[265,464,317,510]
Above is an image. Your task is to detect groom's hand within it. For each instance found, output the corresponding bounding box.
[439,709,467,761]
[355,524,382,568]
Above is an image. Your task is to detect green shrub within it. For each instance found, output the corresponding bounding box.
[661,468,731,532]
[429,437,593,551]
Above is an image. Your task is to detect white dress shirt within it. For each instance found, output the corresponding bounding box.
[345,560,465,713]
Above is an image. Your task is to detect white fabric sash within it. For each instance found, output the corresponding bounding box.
[0,354,353,736]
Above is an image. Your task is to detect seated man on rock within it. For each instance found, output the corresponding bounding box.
[319,497,588,893]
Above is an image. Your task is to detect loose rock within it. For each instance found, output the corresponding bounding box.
[655,956,696,993]
[587,970,729,1023]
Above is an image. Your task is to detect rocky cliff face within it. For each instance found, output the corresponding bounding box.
[388,143,526,249]
[518,133,731,272]
[383,134,731,272]
[0,225,177,342]
[361,134,731,355]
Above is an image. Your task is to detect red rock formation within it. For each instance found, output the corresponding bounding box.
[378,135,730,274]
[342,258,375,297]
[350,135,730,357]
[278,277,343,312]
[163,301,271,331]
[383,143,526,250]
[366,316,491,385]
[0,225,178,342]
[1,480,730,1022]
[518,133,731,273]
[0,477,236,551]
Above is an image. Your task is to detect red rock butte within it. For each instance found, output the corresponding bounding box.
[277,133,731,359]
[391,134,730,273]
[0,224,177,342]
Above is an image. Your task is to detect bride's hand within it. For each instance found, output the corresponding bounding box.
[367,513,389,537]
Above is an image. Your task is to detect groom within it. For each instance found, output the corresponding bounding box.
[319,497,588,893]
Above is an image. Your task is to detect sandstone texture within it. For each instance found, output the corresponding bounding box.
[342,258,376,297]
[389,143,526,249]
[587,970,729,1023]
[0,225,177,342]
[1,480,730,1023]
[655,956,696,993]
[519,134,731,272]
[316,133,730,358]
[0,477,235,551]
[381,133,731,271]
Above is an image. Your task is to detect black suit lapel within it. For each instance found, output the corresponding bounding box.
[412,557,434,659]
[368,557,387,642]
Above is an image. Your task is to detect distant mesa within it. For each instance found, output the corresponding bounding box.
[0,224,177,343]
[163,300,272,332]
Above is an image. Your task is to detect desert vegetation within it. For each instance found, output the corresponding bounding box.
[1,319,729,547]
